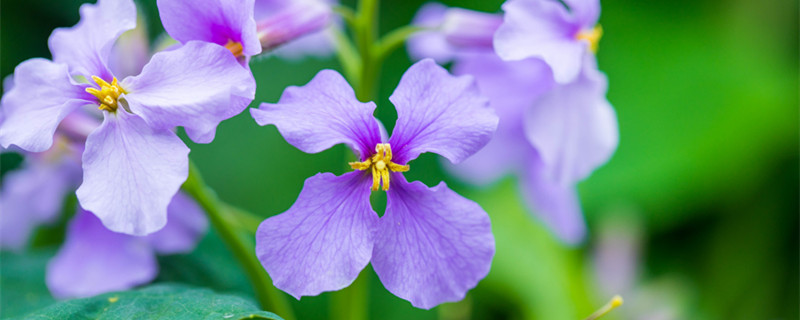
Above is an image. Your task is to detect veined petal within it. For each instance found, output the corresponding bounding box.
[48,0,136,79]
[145,192,208,255]
[158,0,261,57]
[0,59,92,152]
[123,41,255,144]
[76,111,189,236]
[46,209,157,299]
[494,0,585,83]
[519,157,586,244]
[373,174,495,309]
[255,172,377,298]
[251,69,382,159]
[523,58,618,185]
[388,59,497,165]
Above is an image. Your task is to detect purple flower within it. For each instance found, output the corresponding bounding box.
[250,59,497,308]
[408,3,502,64]
[254,0,333,53]
[46,192,207,299]
[494,0,603,83]
[446,53,617,244]
[0,0,254,235]
[0,136,82,251]
[158,0,333,61]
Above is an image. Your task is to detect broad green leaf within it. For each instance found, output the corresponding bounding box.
[0,249,57,318]
[15,284,283,320]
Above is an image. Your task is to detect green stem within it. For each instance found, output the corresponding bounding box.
[329,271,369,320]
[183,161,295,320]
[354,0,379,102]
[374,25,423,63]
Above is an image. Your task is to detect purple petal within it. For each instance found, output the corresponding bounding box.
[122,41,255,144]
[157,0,261,57]
[519,156,586,244]
[256,0,332,52]
[373,174,494,309]
[523,58,618,185]
[388,59,497,164]
[0,59,92,152]
[76,111,189,236]
[494,0,585,83]
[46,209,157,299]
[145,192,208,255]
[0,150,81,250]
[255,172,377,298]
[250,69,382,159]
[407,3,454,64]
[444,53,554,184]
[48,0,136,79]
[564,0,601,28]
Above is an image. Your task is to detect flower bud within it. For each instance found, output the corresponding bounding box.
[256,0,332,52]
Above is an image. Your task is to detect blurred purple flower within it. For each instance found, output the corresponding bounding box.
[494,0,603,83]
[408,3,502,64]
[46,192,207,299]
[250,59,497,309]
[407,3,617,244]
[0,0,254,235]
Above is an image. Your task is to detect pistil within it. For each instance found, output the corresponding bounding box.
[86,76,125,112]
[350,143,410,191]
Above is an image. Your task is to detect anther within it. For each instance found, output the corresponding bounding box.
[349,143,410,191]
[576,25,603,53]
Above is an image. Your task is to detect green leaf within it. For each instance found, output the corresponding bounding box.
[15,284,283,320]
[0,249,57,318]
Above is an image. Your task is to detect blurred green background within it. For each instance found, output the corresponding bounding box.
[1,0,797,319]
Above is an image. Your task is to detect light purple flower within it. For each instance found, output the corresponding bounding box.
[408,3,502,64]
[46,192,207,299]
[0,0,254,235]
[445,52,617,244]
[250,59,497,309]
[494,0,603,83]
[254,0,333,53]
[0,136,82,251]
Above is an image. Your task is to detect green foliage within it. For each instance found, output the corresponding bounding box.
[14,284,283,320]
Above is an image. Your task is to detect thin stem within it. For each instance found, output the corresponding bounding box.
[183,161,295,320]
[331,27,362,87]
[584,295,624,320]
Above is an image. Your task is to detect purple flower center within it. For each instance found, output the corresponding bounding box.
[224,39,245,58]
[575,25,603,53]
[85,76,126,112]
[349,143,410,191]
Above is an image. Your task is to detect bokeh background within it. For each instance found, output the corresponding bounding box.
[1,0,798,319]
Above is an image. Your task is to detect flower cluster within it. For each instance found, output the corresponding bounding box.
[0,0,619,313]
[408,0,619,244]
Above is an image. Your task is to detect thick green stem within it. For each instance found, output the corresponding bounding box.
[183,161,295,320]
[329,271,369,320]
[354,0,379,102]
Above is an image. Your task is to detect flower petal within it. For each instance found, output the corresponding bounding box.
[494,0,585,83]
[123,41,255,144]
[523,58,618,185]
[108,19,151,79]
[158,0,261,56]
[0,153,81,250]
[373,174,495,309]
[388,59,497,165]
[407,3,455,64]
[145,192,208,255]
[255,172,377,298]
[46,209,157,299]
[564,0,601,28]
[250,69,382,159]
[48,0,136,79]
[0,59,92,152]
[76,111,189,236]
[519,157,586,244]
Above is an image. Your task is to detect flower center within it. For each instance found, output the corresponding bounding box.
[225,39,244,58]
[349,143,410,191]
[575,25,603,53]
[86,76,125,112]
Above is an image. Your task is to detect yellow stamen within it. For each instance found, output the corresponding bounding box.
[86,76,125,112]
[349,143,410,191]
[583,295,623,320]
[225,39,244,58]
[576,25,603,53]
